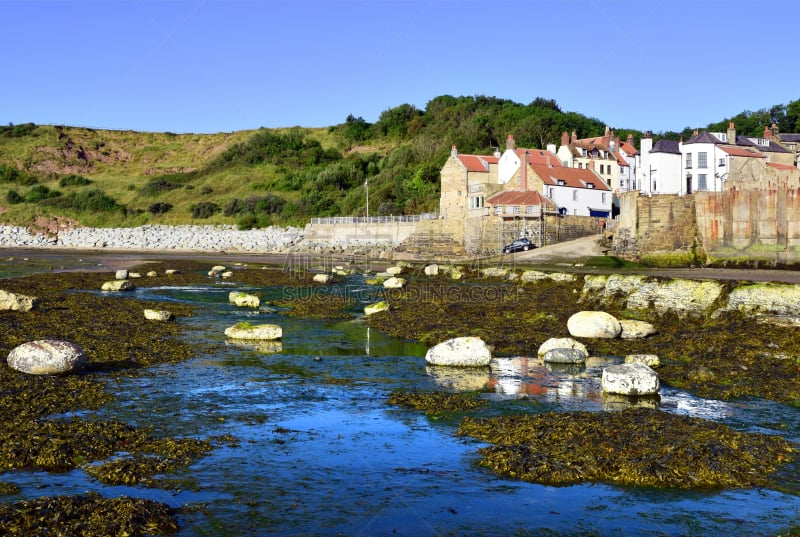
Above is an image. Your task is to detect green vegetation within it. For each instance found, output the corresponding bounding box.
[1,96,798,228]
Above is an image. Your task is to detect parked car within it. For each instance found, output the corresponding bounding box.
[502,238,535,254]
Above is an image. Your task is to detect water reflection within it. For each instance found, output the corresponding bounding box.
[425,365,490,391]
[225,339,283,354]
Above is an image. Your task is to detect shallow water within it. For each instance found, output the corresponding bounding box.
[3,266,800,536]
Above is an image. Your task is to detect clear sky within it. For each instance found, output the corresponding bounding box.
[2,0,798,135]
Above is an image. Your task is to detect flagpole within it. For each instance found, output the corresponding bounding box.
[365,179,369,220]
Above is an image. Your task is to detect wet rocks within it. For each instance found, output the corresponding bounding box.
[101,280,135,292]
[542,348,587,364]
[567,311,622,338]
[7,340,87,375]
[364,301,389,316]
[383,276,406,289]
[144,309,174,322]
[537,337,588,359]
[424,264,439,276]
[229,292,260,308]
[425,336,492,367]
[601,363,660,396]
[224,322,282,340]
[0,289,38,312]
[625,354,660,368]
[313,273,333,284]
[619,319,658,339]
[115,269,129,280]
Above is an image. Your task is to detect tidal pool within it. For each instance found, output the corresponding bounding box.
[2,267,799,536]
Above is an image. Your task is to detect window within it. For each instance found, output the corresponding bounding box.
[577,163,582,169]
[469,196,484,209]
[599,164,604,174]
[512,206,520,214]
[548,187,554,198]
[698,174,707,191]
[494,206,502,215]
[601,193,607,203]
[587,183,595,189]
[719,157,725,167]
[525,205,536,214]
[557,180,565,186]
[652,180,657,192]
[572,190,577,201]
[685,152,692,169]
[698,152,707,168]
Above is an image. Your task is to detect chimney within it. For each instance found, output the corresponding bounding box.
[727,122,736,144]
[571,130,578,143]
[626,133,634,146]
[450,145,458,158]
[764,125,772,140]
[603,126,611,146]
[506,134,516,151]
[561,131,569,147]
[520,150,528,190]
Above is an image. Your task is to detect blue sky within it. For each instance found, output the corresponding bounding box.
[2,0,798,135]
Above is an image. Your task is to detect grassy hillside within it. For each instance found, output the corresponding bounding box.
[1,94,797,229]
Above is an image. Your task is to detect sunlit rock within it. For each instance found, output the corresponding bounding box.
[0,289,38,312]
[386,266,403,275]
[424,264,439,276]
[601,363,660,396]
[625,354,660,368]
[425,336,492,367]
[101,280,135,292]
[567,311,622,338]
[364,301,389,316]
[542,347,587,364]
[144,309,174,322]
[619,319,658,339]
[7,340,86,375]
[383,277,406,289]
[224,323,282,340]
[313,273,333,284]
[115,269,128,280]
[537,337,588,358]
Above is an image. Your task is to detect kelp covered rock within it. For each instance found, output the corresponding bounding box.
[7,340,86,375]
[224,322,282,340]
[457,408,795,488]
[0,289,38,312]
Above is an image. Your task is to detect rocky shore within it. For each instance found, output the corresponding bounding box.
[0,224,304,252]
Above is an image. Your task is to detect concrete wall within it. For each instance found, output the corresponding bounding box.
[613,192,698,259]
[303,220,418,245]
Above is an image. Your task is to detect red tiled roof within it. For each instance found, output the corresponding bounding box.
[458,154,498,172]
[530,164,611,191]
[516,148,562,166]
[620,141,638,155]
[486,190,554,206]
[719,146,765,158]
[768,162,797,171]
[613,150,629,166]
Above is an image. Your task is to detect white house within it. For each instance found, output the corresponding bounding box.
[530,163,613,217]
[639,135,682,194]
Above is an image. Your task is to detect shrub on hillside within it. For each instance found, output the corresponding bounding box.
[6,190,23,204]
[191,202,220,219]
[59,174,92,187]
[148,202,173,215]
[40,189,124,213]
[25,185,61,203]
[0,164,38,186]
[140,178,183,196]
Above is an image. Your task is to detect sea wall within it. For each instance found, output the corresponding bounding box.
[0,224,304,252]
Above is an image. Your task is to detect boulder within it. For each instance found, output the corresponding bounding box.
[234,294,260,308]
[146,271,158,277]
[128,272,142,279]
[383,277,406,289]
[425,336,492,367]
[601,363,660,396]
[364,301,390,316]
[567,311,621,338]
[542,347,587,364]
[424,264,439,276]
[0,290,38,312]
[619,319,658,339]
[101,280,135,292]
[221,271,234,279]
[386,266,403,275]
[7,340,86,375]
[520,270,549,282]
[165,269,180,275]
[625,354,660,368]
[537,337,588,358]
[481,267,509,279]
[224,323,282,340]
[115,269,128,280]
[144,309,174,322]
[313,273,333,284]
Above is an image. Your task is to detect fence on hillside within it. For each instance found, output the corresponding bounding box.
[310,213,437,225]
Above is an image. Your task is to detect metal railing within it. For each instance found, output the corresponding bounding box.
[310,213,438,225]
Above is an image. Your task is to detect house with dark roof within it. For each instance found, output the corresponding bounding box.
[639,133,682,194]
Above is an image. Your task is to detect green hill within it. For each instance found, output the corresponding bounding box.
[1,95,797,229]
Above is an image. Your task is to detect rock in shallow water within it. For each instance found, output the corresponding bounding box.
[425,336,492,367]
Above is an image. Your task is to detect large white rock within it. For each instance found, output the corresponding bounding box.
[625,354,660,368]
[224,323,282,340]
[386,266,403,275]
[233,293,260,308]
[424,264,439,276]
[383,277,406,289]
[567,311,621,338]
[364,301,389,316]
[602,363,660,396]
[144,309,174,322]
[619,319,658,339]
[7,340,87,375]
[101,280,135,292]
[313,273,333,284]
[115,269,129,280]
[425,336,492,367]
[0,289,38,312]
[542,347,586,364]
[537,337,588,358]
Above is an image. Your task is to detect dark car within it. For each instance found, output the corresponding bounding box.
[502,238,535,254]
